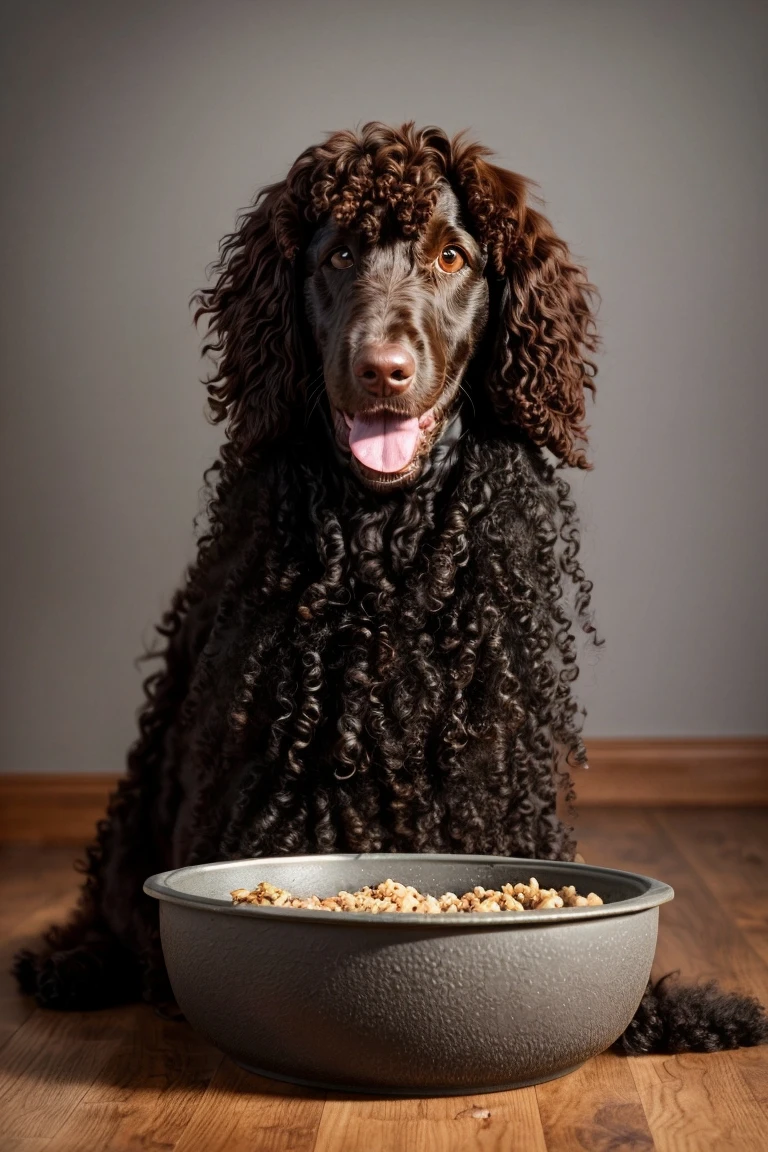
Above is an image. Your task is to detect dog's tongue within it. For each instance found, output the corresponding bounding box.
[348,412,421,473]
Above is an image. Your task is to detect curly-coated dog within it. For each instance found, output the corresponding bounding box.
[16,121,767,1054]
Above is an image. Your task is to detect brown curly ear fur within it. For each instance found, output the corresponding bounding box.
[191,180,309,452]
[467,159,599,468]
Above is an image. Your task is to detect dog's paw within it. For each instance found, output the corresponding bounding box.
[13,939,141,1011]
[153,1000,186,1022]
[12,948,41,996]
[140,957,175,1009]
[33,945,126,1010]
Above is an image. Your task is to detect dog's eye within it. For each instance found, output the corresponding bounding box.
[328,247,354,270]
[437,246,467,274]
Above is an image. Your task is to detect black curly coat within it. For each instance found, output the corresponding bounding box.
[15,122,767,1056]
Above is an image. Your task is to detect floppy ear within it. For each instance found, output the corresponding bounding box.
[191,180,309,452]
[469,162,599,468]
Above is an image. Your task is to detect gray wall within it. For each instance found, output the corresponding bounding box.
[1,0,766,775]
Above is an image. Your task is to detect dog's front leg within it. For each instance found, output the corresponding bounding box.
[13,753,177,1011]
[13,612,198,1009]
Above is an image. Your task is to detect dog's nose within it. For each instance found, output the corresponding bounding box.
[353,343,415,397]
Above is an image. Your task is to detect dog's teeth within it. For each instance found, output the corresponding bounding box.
[343,412,353,429]
[418,410,435,430]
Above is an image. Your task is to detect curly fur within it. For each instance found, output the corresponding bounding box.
[618,974,768,1054]
[14,121,767,1055]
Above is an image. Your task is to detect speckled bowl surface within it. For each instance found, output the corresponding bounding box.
[144,853,673,1095]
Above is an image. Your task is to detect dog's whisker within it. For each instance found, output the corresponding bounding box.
[303,370,325,400]
[457,381,476,418]
[303,371,328,427]
[304,383,325,413]
[305,381,329,426]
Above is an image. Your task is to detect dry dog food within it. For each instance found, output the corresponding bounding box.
[230,877,604,914]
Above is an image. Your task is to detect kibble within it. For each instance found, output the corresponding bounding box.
[229,877,604,914]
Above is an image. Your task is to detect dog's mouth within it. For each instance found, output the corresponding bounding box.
[331,405,437,487]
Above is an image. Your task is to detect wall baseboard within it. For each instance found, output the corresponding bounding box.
[0,774,115,846]
[576,738,768,806]
[0,738,766,844]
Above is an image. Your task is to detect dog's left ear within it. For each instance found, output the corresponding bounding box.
[471,162,599,468]
[191,180,308,453]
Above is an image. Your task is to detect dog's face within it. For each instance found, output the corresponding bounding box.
[303,183,490,490]
[195,124,597,472]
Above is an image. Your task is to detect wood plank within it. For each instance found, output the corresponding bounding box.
[651,809,768,1123]
[573,808,671,881]
[173,1059,325,1152]
[0,848,82,1051]
[2,1140,52,1152]
[0,846,80,934]
[629,1052,767,1152]
[0,890,81,1051]
[535,1050,655,1151]
[654,808,768,957]
[313,1082,546,1152]
[574,808,768,997]
[0,847,224,1151]
[734,1043,768,1114]
[2,739,766,846]
[574,809,768,1148]
[49,1005,223,1152]
[0,1011,119,1142]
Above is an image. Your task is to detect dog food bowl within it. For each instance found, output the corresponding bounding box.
[144,853,673,1095]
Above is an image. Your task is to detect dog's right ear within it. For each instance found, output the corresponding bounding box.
[191,180,307,452]
[458,154,599,468]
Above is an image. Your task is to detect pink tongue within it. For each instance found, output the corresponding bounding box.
[348,412,421,473]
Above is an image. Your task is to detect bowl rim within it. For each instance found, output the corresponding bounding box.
[143,852,674,928]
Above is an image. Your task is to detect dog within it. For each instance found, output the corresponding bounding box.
[16,121,767,1053]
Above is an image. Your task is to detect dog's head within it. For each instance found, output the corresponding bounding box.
[193,122,598,486]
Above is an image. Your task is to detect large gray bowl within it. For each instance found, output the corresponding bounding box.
[144,853,673,1095]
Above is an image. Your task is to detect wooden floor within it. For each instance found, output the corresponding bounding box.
[1,809,767,1152]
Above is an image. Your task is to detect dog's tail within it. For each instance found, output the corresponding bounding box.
[617,973,768,1054]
